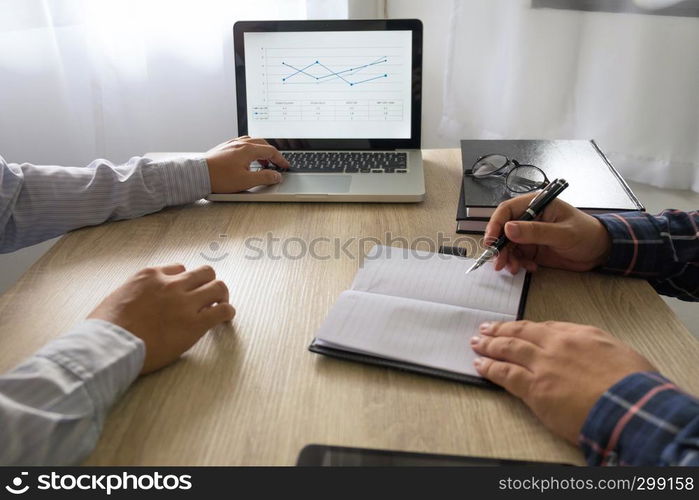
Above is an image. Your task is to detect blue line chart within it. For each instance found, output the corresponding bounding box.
[280,56,388,86]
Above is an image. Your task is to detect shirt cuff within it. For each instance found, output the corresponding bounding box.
[154,157,212,206]
[34,319,145,422]
[593,212,664,277]
[579,371,699,465]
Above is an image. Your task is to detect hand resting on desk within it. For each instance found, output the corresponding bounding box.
[470,320,655,444]
[88,264,235,374]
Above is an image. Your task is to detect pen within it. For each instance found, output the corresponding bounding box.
[466,178,570,274]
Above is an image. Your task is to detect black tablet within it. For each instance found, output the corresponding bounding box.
[296,445,573,467]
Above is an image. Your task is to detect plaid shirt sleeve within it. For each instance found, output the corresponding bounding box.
[580,372,699,465]
[581,211,699,465]
[593,210,699,301]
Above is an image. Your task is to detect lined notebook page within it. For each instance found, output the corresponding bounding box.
[351,246,526,316]
[314,246,528,377]
[315,291,515,376]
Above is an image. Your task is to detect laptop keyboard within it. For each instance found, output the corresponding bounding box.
[280,151,408,173]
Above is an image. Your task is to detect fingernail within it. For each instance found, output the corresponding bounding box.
[470,335,481,345]
[506,222,520,238]
[474,357,484,368]
[479,322,493,333]
[273,171,282,183]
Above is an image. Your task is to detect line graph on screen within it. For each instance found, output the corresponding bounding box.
[280,56,389,87]
[249,47,406,123]
[260,46,406,99]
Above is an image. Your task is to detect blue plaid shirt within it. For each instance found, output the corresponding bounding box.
[580,211,699,465]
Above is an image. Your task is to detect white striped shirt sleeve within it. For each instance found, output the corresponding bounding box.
[0,320,145,465]
[0,154,211,253]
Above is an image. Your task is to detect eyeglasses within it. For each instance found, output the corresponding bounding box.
[467,154,550,193]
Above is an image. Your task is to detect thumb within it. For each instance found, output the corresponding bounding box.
[505,220,568,247]
[241,169,282,190]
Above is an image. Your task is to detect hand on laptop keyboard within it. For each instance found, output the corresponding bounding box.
[205,136,290,193]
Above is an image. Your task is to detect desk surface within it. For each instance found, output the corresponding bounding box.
[1,149,697,466]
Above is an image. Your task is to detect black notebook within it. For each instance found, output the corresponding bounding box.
[308,246,530,387]
[457,140,644,233]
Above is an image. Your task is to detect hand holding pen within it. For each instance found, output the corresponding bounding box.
[467,179,569,273]
[472,181,613,274]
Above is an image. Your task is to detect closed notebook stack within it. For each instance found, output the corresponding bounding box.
[457,140,644,234]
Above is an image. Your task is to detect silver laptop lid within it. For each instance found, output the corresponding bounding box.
[234,19,422,151]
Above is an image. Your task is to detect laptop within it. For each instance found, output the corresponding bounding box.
[210,19,425,203]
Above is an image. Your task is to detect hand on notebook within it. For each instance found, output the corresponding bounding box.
[470,320,655,443]
[205,136,290,193]
[88,264,236,374]
[485,195,612,274]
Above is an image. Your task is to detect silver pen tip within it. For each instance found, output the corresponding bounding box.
[465,260,481,274]
[466,248,494,274]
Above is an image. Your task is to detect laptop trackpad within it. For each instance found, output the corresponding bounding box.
[276,174,352,194]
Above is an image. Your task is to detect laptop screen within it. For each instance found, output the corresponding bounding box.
[234,20,422,150]
[243,30,412,140]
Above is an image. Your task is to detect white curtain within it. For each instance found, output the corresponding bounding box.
[440,0,699,191]
[0,0,349,167]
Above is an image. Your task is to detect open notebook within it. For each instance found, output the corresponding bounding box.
[309,246,530,387]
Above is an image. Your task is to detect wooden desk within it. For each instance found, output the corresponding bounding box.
[1,149,697,465]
